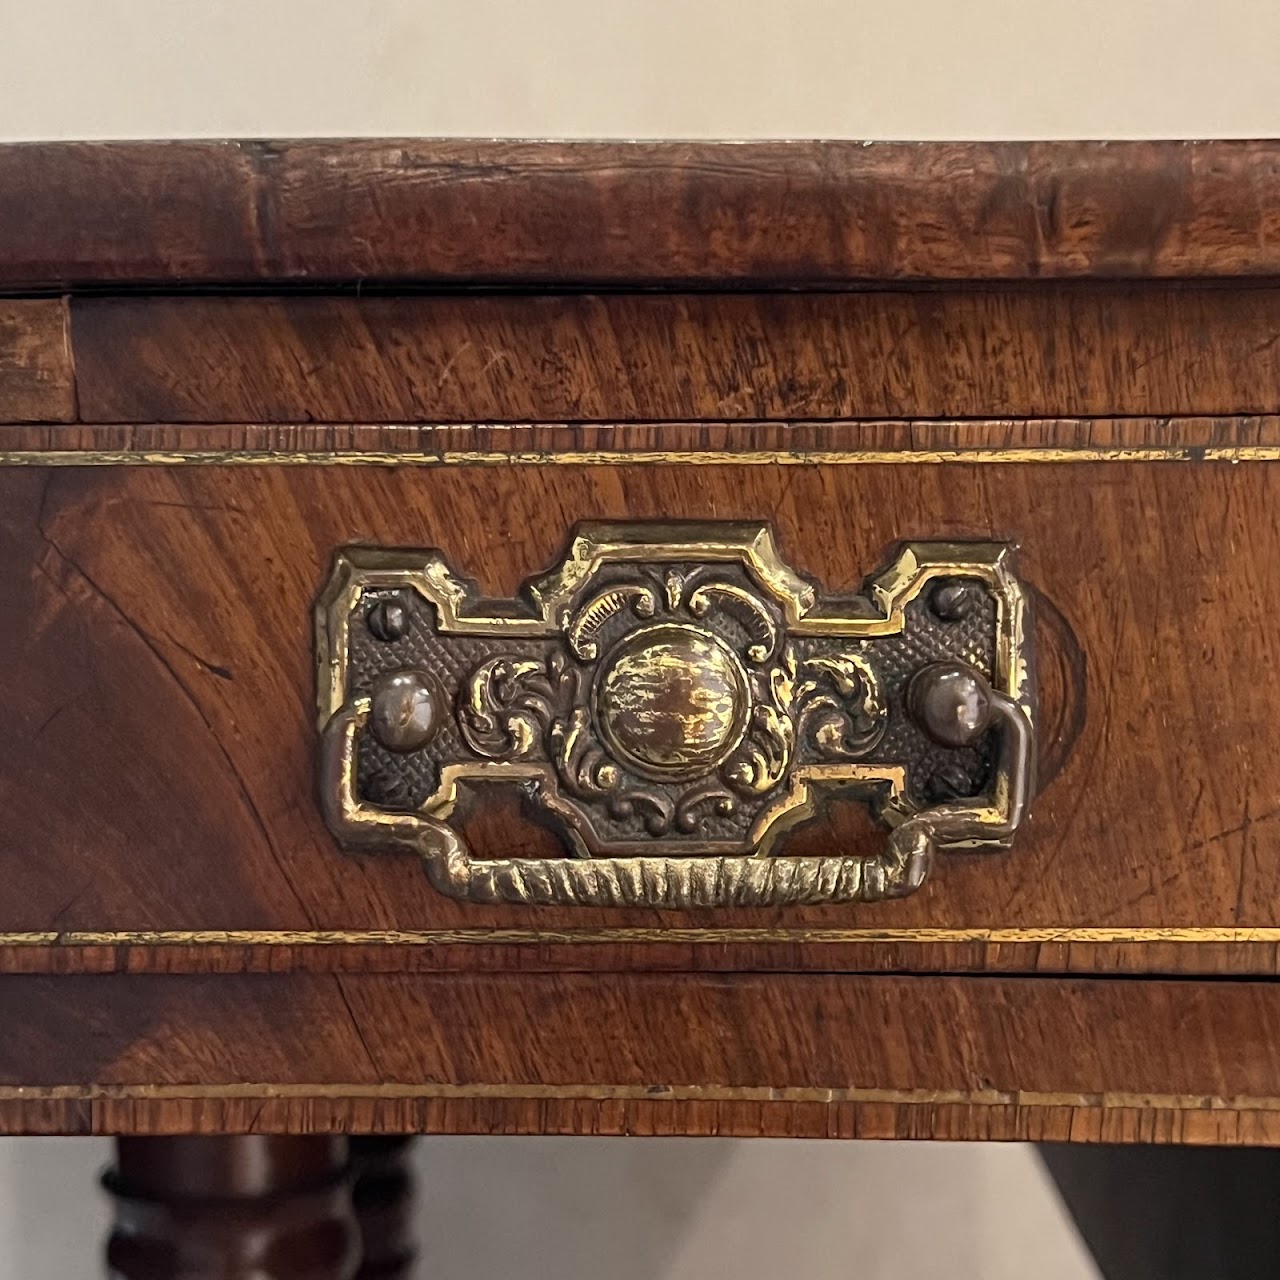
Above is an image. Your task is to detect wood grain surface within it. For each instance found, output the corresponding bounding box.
[2,458,1278,975]
[63,288,1280,424]
[1,972,1280,1142]
[8,417,1280,461]
[3,141,1280,287]
[0,300,74,424]
[6,139,1280,1144]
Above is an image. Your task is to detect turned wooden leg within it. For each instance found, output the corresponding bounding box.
[349,1138,417,1280]
[105,1136,361,1280]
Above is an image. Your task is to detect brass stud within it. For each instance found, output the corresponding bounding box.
[369,669,441,753]
[907,661,993,748]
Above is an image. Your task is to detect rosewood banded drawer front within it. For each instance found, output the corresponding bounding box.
[3,141,1280,1146]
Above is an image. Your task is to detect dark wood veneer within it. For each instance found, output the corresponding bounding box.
[0,456,1274,973]
[7,973,1280,1144]
[64,288,1280,424]
[0,300,74,424]
[2,140,1280,288]
[0,139,1275,1150]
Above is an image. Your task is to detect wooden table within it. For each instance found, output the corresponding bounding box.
[2,139,1278,1276]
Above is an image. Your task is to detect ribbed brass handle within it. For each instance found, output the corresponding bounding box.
[316,524,1035,908]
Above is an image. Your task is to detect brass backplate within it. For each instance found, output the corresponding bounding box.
[316,523,1033,907]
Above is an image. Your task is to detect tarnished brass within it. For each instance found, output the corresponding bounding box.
[316,524,1034,907]
[10,444,1280,465]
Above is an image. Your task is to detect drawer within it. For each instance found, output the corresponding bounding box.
[3,139,1280,1141]
[4,441,1278,973]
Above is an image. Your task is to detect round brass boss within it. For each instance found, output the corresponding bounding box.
[594,624,750,781]
[369,668,442,753]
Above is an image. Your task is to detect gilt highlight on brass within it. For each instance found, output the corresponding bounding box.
[317,524,1034,907]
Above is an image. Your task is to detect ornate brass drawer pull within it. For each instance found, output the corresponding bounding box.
[317,524,1034,907]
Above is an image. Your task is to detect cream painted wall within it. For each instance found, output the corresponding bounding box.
[0,0,1278,141]
[1,0,1269,1274]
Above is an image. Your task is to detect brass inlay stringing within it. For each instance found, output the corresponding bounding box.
[5,446,1280,466]
[0,928,1277,948]
[5,1081,1280,1114]
[317,523,1034,908]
